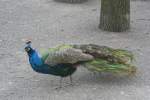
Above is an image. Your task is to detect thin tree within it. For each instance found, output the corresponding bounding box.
[99,0,130,32]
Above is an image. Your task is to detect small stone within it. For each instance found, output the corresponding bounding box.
[60,29,64,32]
[125,46,129,48]
[120,91,125,95]
[92,9,97,11]
[92,87,97,90]
[137,49,141,51]
[16,76,25,78]
[21,38,26,42]
[10,92,15,95]
[8,82,13,85]
[0,87,6,91]
[33,80,40,82]
[40,44,45,46]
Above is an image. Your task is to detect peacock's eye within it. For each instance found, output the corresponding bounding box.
[25,47,31,52]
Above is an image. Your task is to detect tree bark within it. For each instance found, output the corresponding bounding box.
[55,0,87,3]
[99,0,130,32]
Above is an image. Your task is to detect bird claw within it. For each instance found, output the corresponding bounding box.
[54,86,62,90]
[54,83,74,90]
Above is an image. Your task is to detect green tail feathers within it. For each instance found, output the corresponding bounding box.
[85,59,136,75]
[80,45,137,76]
[112,49,134,64]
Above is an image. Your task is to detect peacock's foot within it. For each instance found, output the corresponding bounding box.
[54,76,74,90]
[54,86,62,90]
[54,83,74,90]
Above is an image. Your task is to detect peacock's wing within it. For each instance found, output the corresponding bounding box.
[44,44,94,66]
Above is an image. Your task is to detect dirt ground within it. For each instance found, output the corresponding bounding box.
[0,0,150,100]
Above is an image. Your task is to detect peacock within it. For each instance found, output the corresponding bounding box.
[25,41,136,88]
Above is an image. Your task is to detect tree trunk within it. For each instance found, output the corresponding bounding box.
[55,0,87,3]
[99,0,130,32]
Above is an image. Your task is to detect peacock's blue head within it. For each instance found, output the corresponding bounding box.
[24,40,43,69]
[24,41,35,56]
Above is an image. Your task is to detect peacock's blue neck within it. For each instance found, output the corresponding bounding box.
[29,50,44,70]
[28,50,55,74]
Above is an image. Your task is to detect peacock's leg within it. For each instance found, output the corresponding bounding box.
[54,77,63,90]
[69,75,73,85]
[59,77,63,88]
[55,76,74,89]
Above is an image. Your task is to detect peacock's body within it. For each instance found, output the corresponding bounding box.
[25,41,136,87]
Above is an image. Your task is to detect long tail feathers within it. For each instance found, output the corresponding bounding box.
[74,44,137,76]
[111,49,135,64]
[84,59,136,76]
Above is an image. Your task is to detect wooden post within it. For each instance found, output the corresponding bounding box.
[99,0,130,32]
